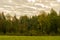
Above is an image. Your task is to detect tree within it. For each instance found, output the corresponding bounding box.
[1,12,6,34]
[12,15,19,33]
[19,15,30,35]
[48,9,58,34]
[38,11,47,34]
[28,16,40,36]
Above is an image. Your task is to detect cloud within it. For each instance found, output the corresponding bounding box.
[50,3,59,7]
[0,0,60,16]
[8,0,13,3]
[57,0,60,2]
[21,4,37,10]
[35,3,51,8]
[27,0,36,2]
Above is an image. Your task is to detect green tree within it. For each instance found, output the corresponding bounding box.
[48,9,58,35]
[19,15,30,35]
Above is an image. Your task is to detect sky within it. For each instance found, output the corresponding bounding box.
[0,0,60,16]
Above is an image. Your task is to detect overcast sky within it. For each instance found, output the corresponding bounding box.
[0,0,60,16]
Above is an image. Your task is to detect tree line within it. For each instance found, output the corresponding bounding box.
[0,9,60,36]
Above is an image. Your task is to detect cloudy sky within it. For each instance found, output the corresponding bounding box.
[0,0,60,16]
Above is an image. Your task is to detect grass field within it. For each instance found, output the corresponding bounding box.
[0,36,60,40]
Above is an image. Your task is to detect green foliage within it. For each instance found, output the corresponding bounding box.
[0,9,60,36]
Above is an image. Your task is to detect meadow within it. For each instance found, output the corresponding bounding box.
[0,36,60,40]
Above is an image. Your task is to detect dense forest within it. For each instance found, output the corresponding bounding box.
[0,9,60,36]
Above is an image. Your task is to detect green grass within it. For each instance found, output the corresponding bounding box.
[0,36,60,40]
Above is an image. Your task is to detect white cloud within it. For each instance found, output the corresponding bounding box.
[21,5,37,10]
[0,0,60,16]
[35,3,51,8]
[57,0,60,2]
[0,8,12,15]
[8,0,13,3]
[35,3,45,7]
[3,5,11,7]
[27,0,36,3]
[0,8,4,12]
[50,3,59,7]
